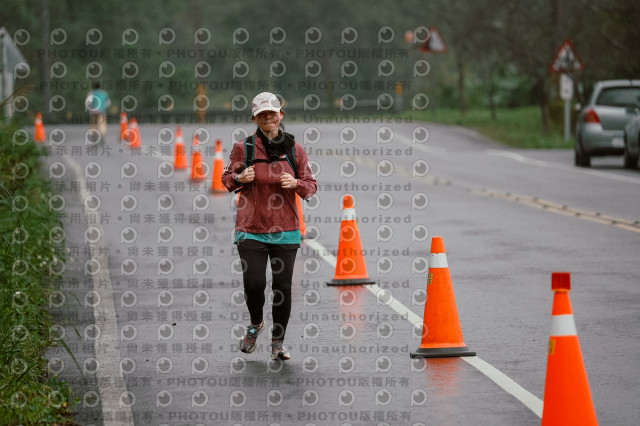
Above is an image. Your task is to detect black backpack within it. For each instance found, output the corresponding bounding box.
[243,134,297,178]
[233,135,298,194]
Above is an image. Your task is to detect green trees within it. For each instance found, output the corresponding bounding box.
[0,0,637,127]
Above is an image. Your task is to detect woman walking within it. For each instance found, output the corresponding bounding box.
[222,92,317,360]
[85,82,111,140]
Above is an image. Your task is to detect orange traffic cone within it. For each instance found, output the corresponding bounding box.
[327,194,375,286]
[210,139,226,192]
[410,236,475,358]
[296,195,307,239]
[129,118,141,149]
[541,272,597,425]
[190,133,205,181]
[119,112,128,143]
[174,127,188,170]
[121,125,134,146]
[34,112,46,142]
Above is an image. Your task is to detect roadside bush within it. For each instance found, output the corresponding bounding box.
[406,106,571,149]
[0,120,76,424]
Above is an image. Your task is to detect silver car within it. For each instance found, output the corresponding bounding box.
[624,111,640,169]
[575,79,640,167]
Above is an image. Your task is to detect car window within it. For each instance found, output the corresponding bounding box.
[596,87,640,107]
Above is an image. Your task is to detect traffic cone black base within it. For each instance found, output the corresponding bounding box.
[410,346,476,359]
[327,278,376,286]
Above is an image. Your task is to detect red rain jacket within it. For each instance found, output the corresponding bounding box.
[221,132,317,234]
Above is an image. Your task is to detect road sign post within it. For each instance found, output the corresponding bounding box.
[414,26,447,116]
[0,27,28,119]
[549,40,584,142]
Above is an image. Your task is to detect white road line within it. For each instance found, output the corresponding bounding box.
[463,356,543,417]
[304,238,543,418]
[394,133,448,155]
[487,149,640,184]
[147,148,174,163]
[64,155,134,426]
[396,128,640,185]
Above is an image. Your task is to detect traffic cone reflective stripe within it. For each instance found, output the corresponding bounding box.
[34,112,46,142]
[410,236,475,358]
[327,194,375,286]
[541,272,597,426]
[342,206,356,221]
[174,127,187,170]
[210,139,226,192]
[429,253,448,268]
[549,312,577,336]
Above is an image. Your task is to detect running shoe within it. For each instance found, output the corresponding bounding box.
[239,320,264,353]
[271,340,291,360]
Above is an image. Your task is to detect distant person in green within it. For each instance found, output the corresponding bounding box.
[85,82,111,139]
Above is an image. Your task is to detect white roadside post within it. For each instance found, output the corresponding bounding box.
[560,73,574,142]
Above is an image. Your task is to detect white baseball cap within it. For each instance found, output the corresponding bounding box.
[251,92,282,116]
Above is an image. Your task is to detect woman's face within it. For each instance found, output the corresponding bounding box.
[253,110,284,135]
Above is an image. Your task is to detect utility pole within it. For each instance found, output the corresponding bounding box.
[41,0,51,113]
[0,30,5,106]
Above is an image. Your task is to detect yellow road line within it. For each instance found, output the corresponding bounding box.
[470,189,640,234]
[310,151,640,234]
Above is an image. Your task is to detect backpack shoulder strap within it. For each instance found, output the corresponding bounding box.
[245,135,298,178]
[285,146,298,179]
[243,135,255,168]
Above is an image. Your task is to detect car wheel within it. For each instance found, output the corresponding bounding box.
[623,132,639,169]
[575,138,591,168]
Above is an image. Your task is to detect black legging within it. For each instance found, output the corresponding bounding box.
[237,240,298,340]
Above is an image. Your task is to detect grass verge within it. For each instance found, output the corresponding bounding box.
[0,119,77,424]
[405,106,573,149]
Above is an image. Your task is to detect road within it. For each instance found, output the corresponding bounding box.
[43,118,640,426]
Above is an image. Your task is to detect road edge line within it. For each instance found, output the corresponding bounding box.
[63,154,134,426]
[461,356,543,417]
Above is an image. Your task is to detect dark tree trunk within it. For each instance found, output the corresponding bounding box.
[456,55,467,115]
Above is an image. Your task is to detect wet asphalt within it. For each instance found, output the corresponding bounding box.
[43,120,640,426]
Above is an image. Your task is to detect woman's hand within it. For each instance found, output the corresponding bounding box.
[280,172,298,189]
[237,166,255,184]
